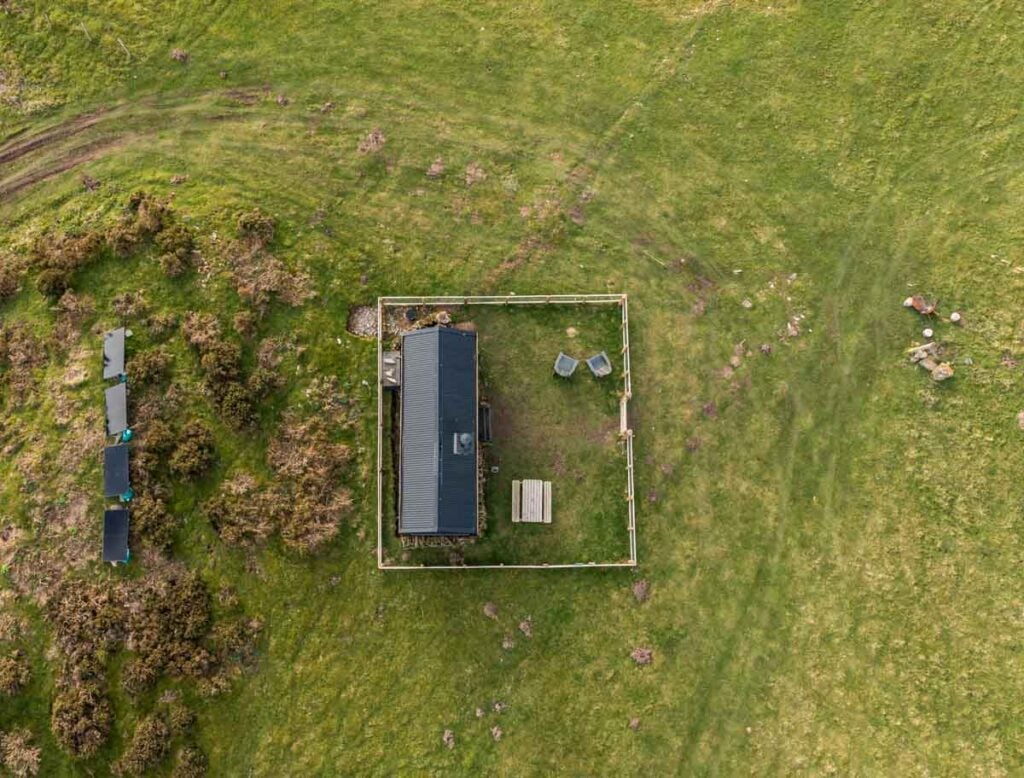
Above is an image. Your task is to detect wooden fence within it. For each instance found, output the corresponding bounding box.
[376,293,637,570]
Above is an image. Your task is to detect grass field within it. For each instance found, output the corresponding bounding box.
[3,1,1024,775]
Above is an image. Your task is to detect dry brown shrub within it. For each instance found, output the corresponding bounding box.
[112,713,170,777]
[169,420,215,481]
[0,728,41,777]
[121,569,213,690]
[0,650,30,695]
[131,493,177,552]
[48,580,124,680]
[30,231,105,274]
[146,312,179,340]
[357,127,386,154]
[111,290,148,319]
[51,682,112,758]
[0,265,21,300]
[280,490,352,551]
[267,412,353,553]
[204,473,282,546]
[165,699,195,736]
[268,413,352,482]
[0,322,46,403]
[227,249,315,311]
[181,312,222,350]
[233,310,257,338]
[171,745,207,778]
[155,223,195,277]
[130,347,172,387]
[236,209,276,249]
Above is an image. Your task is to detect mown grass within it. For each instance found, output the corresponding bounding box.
[2,0,1024,775]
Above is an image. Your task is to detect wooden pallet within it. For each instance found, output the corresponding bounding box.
[511,479,551,524]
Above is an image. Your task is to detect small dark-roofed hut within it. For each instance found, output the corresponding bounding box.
[398,327,478,536]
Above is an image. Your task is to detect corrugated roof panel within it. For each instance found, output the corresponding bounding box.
[399,329,440,533]
[398,327,478,536]
[436,329,477,535]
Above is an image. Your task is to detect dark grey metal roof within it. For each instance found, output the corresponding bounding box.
[104,445,130,497]
[103,328,126,380]
[102,508,130,562]
[105,383,128,436]
[399,327,477,536]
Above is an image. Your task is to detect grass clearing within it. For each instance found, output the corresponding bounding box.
[1,1,1024,775]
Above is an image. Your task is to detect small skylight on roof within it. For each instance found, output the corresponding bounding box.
[453,432,474,456]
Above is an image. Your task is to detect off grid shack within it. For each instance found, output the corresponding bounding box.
[398,327,478,537]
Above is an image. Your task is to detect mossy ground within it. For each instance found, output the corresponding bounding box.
[3,1,1024,774]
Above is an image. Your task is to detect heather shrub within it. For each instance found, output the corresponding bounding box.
[130,347,172,386]
[219,382,256,428]
[155,223,195,277]
[0,728,41,777]
[35,268,70,299]
[236,208,275,248]
[166,700,195,736]
[122,570,213,692]
[51,682,112,758]
[0,650,30,695]
[171,745,207,778]
[204,474,281,546]
[199,340,242,384]
[0,266,20,300]
[169,421,215,480]
[112,714,170,777]
[131,493,177,551]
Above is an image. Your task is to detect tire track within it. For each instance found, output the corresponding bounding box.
[0,108,112,166]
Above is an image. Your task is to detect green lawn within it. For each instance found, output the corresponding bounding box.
[2,1,1024,775]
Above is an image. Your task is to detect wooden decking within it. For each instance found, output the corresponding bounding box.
[511,479,552,524]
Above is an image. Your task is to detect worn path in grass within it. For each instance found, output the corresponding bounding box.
[3,1,1024,775]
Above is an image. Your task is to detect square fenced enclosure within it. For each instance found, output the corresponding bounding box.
[376,295,636,570]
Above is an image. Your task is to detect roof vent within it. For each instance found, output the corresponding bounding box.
[453,432,474,456]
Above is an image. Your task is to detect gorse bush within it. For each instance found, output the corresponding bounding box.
[1,728,41,777]
[236,208,275,248]
[0,651,30,696]
[130,347,172,386]
[130,493,177,552]
[155,222,195,277]
[171,745,207,778]
[51,682,112,758]
[112,714,171,777]
[169,421,215,480]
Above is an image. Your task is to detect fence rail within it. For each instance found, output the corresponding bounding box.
[376,293,636,570]
[380,294,624,307]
